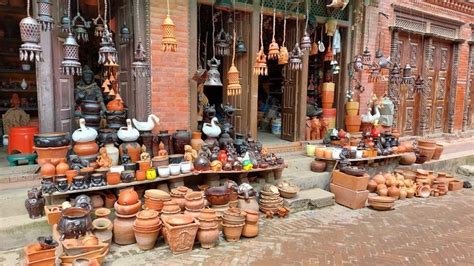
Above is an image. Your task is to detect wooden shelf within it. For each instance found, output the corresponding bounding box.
[0,89,37,93]
[315,153,402,162]
[0,69,35,74]
[0,107,37,111]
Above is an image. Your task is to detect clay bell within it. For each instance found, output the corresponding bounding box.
[278,46,289,65]
[300,32,312,51]
[253,47,268,76]
[19,15,43,62]
[289,44,303,71]
[227,64,241,96]
[267,38,280,60]
[204,57,222,86]
[235,37,247,54]
[215,29,231,56]
[161,15,177,52]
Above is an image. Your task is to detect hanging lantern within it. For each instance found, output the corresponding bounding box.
[36,0,54,31]
[390,64,402,85]
[300,32,312,51]
[215,29,231,56]
[132,42,150,78]
[19,0,43,63]
[98,28,118,65]
[93,0,105,37]
[215,0,233,12]
[414,75,425,93]
[254,47,268,76]
[236,37,247,54]
[353,56,363,72]
[362,47,371,63]
[402,63,413,84]
[368,63,381,83]
[71,0,91,43]
[60,33,82,75]
[267,9,279,60]
[120,24,132,44]
[227,64,241,96]
[289,43,303,71]
[162,1,177,52]
[204,57,223,86]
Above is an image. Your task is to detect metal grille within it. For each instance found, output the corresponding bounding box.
[263,0,304,14]
[236,0,253,4]
[310,1,349,21]
[431,24,456,39]
[395,16,426,33]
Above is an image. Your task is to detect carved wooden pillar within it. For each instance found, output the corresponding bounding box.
[418,35,433,136]
[447,42,460,133]
[388,27,400,130]
[463,42,474,131]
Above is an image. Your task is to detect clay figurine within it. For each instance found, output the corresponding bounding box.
[25,187,45,219]
[210,146,220,162]
[157,142,168,158]
[70,176,88,191]
[74,65,106,117]
[199,144,212,159]
[89,173,106,187]
[96,147,112,168]
[140,144,151,161]
[69,154,89,171]
[320,117,329,138]
[121,147,131,165]
[210,160,223,172]
[183,145,198,162]
[41,176,56,194]
[55,177,69,192]
[221,103,235,137]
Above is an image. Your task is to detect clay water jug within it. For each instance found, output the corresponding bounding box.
[191,131,205,151]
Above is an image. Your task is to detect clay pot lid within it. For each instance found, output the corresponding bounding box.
[184,191,203,200]
[243,210,258,215]
[165,214,194,226]
[145,189,170,200]
[368,196,396,203]
[136,209,159,220]
[416,169,429,175]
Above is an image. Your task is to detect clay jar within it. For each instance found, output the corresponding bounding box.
[135,209,161,227]
[57,207,92,239]
[190,131,205,151]
[113,213,136,245]
[172,130,191,154]
[73,141,99,157]
[310,160,326,172]
[197,225,219,248]
[184,191,205,210]
[56,159,69,175]
[119,142,141,163]
[399,152,416,165]
[40,160,56,177]
[106,172,121,185]
[388,185,400,199]
[242,210,259,238]
[118,188,139,205]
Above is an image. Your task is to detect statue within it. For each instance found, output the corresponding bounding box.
[183,145,198,162]
[310,117,321,140]
[24,187,44,219]
[2,93,29,134]
[140,144,151,161]
[157,142,168,158]
[74,65,106,117]
[96,147,112,168]
[69,154,89,171]
[221,103,235,137]
[320,117,329,139]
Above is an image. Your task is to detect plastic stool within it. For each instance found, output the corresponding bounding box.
[6,153,37,166]
[7,126,38,155]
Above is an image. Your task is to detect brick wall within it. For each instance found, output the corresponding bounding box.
[357,0,473,133]
[150,0,191,132]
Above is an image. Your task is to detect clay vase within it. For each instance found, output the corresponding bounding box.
[172,130,191,154]
[237,196,259,212]
[136,170,146,181]
[119,142,141,163]
[310,160,326,172]
[190,131,205,151]
[104,193,116,208]
[73,141,99,157]
[40,160,56,177]
[92,218,113,244]
[113,213,136,245]
[118,188,139,206]
[222,223,244,242]
[56,159,69,175]
[388,185,400,199]
[133,227,160,250]
[197,225,219,248]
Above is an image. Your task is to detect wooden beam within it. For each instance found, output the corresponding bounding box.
[189,0,198,131]
[249,0,260,138]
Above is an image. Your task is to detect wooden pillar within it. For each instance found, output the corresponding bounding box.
[462,42,474,131]
[388,27,400,130]
[249,0,260,138]
[189,0,198,131]
[418,35,433,136]
[298,48,309,141]
[447,41,460,133]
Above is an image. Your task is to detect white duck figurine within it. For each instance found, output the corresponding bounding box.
[117,119,140,142]
[361,107,374,124]
[202,117,221,138]
[372,103,381,125]
[132,114,160,132]
[72,118,98,143]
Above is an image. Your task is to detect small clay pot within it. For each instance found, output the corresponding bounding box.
[136,170,146,181]
[310,160,326,172]
[40,160,56,177]
[114,201,141,215]
[95,208,111,219]
[222,223,244,242]
[399,152,416,165]
[197,225,219,248]
[104,193,116,208]
[185,192,205,210]
[106,172,121,185]
[118,188,139,205]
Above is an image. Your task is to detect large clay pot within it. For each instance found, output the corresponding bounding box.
[34,132,71,147]
[40,160,56,177]
[172,130,191,154]
[321,82,335,108]
[345,115,361,133]
[57,207,92,239]
[119,141,141,163]
[237,196,259,212]
[242,220,258,238]
[35,146,70,166]
[114,213,136,245]
[133,227,160,250]
[184,192,205,210]
[399,152,416,165]
[197,225,219,248]
[190,131,205,151]
[73,141,99,157]
[118,188,139,205]
[222,223,244,242]
[432,144,443,160]
[310,160,326,172]
[56,159,69,175]
[322,108,337,129]
[345,101,360,116]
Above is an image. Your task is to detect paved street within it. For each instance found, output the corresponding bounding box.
[1,189,472,265]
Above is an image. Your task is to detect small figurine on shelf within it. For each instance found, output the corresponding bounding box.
[217,150,228,164]
[210,160,223,172]
[90,173,106,187]
[56,178,69,192]
[25,187,45,219]
[96,147,112,168]
[69,155,89,171]
[183,145,197,162]
[210,146,220,162]
[200,144,212,159]
[121,148,131,165]
[157,142,169,158]
[310,117,321,140]
[140,144,151,161]
[70,176,88,191]
[320,117,329,139]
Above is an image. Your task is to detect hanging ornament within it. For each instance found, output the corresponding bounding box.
[93,0,105,37]
[318,27,325,52]
[131,0,150,78]
[390,64,402,85]
[278,2,289,65]
[98,0,118,65]
[267,9,279,60]
[36,0,54,31]
[19,0,43,62]
[71,0,91,42]
[60,0,81,75]
[205,57,223,86]
[353,55,364,72]
[300,0,311,51]
[120,23,132,44]
[289,44,303,71]
[368,62,381,83]
[362,47,371,63]
[254,2,267,76]
[227,23,241,96]
[310,31,318,56]
[162,0,177,52]
[402,63,413,85]
[59,9,71,32]
[236,37,247,54]
[324,42,334,62]
[215,28,231,56]
[414,75,425,93]
[325,17,337,37]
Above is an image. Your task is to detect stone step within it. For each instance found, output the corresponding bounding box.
[0,214,51,251]
[457,165,474,177]
[0,187,30,218]
[284,188,335,212]
[284,171,332,191]
[280,152,315,173]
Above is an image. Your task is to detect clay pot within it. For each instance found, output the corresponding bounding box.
[345,115,361,133]
[118,188,139,205]
[367,179,378,192]
[191,131,205,151]
[399,152,416,165]
[133,226,160,250]
[136,170,146,181]
[323,149,332,159]
[94,208,111,219]
[114,201,141,215]
[321,83,335,108]
[315,147,325,158]
[373,173,386,185]
[345,101,360,116]
[119,142,141,163]
[432,144,443,160]
[185,192,205,210]
[57,207,92,239]
[197,225,219,248]
[222,223,244,242]
[161,200,181,213]
[65,169,78,184]
[40,160,56,177]
[106,172,121,185]
[388,185,400,199]
[90,194,104,209]
[172,130,191,154]
[107,98,125,112]
[34,132,70,147]
[114,213,136,245]
[138,160,151,171]
[35,145,70,166]
[418,145,436,161]
[205,186,231,206]
[135,209,161,227]
[310,160,326,172]
[322,108,337,129]
[417,139,436,148]
[92,218,113,244]
[416,185,431,198]
[73,141,99,157]
[104,194,116,208]
[242,221,258,238]
[399,188,407,200]
[184,207,202,219]
[54,159,69,175]
[415,154,428,164]
[378,188,388,196]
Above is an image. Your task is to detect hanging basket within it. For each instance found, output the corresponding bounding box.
[253,47,268,76]
[161,15,177,52]
[227,64,241,96]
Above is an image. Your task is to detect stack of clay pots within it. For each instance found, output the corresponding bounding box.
[133,209,162,250]
[162,214,199,254]
[417,139,436,161]
[345,100,361,133]
[368,172,416,201]
[258,185,284,213]
[196,209,220,248]
[221,208,245,242]
[144,189,171,212]
[113,188,141,245]
[160,200,181,220]
[367,196,395,211]
[242,210,259,238]
[184,191,205,219]
[72,119,99,164]
[170,186,192,211]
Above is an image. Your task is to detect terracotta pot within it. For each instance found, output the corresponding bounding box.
[323,149,332,159]
[114,201,141,215]
[185,192,205,210]
[107,98,125,112]
[104,194,116,208]
[172,130,191,154]
[191,131,205,151]
[40,160,56,177]
[57,207,92,239]
[345,101,360,116]
[73,141,99,156]
[133,226,160,250]
[162,216,199,254]
[205,186,231,206]
[138,160,150,171]
[92,218,113,244]
[197,225,219,248]
[417,139,436,148]
[135,209,161,227]
[114,213,136,245]
[367,179,377,192]
[184,207,203,219]
[118,188,139,205]
[416,185,431,198]
[106,172,121,185]
[94,208,111,219]
[237,196,259,212]
[315,147,325,158]
[310,160,326,172]
[119,142,141,163]
[242,221,258,238]
[322,108,337,129]
[388,185,400,199]
[432,144,443,160]
[345,115,361,133]
[418,145,436,161]
[415,154,428,164]
[321,83,335,108]
[65,169,78,184]
[55,159,69,175]
[222,223,244,242]
[136,170,146,181]
[399,152,416,165]
[90,194,104,208]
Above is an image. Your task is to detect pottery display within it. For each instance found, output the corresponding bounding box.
[197,225,219,248]
[120,170,135,183]
[205,186,231,206]
[222,223,244,242]
[113,213,137,245]
[172,130,191,154]
[70,176,88,191]
[34,132,71,147]
[135,209,161,227]
[41,176,56,194]
[432,144,444,160]
[73,141,99,158]
[191,131,205,151]
[106,172,121,185]
[194,154,211,171]
[57,207,92,239]
[169,164,181,176]
[114,201,141,215]
[417,145,436,161]
[170,186,191,211]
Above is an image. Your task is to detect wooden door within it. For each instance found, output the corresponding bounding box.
[428,40,451,133]
[116,0,133,118]
[470,60,474,129]
[396,33,423,136]
[280,21,299,142]
[53,1,74,132]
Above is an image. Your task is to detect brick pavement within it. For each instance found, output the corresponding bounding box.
[1,189,472,265]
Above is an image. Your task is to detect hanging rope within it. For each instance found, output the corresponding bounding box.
[26,0,30,17]
[212,2,216,58]
[136,0,140,41]
[259,0,263,49]
[167,0,170,16]
[304,0,309,33]
[104,0,108,26]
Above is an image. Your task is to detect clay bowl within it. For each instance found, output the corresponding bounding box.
[114,201,141,215]
[164,214,194,226]
[370,201,394,211]
[205,186,231,206]
[278,189,298,199]
[34,132,70,147]
[367,196,395,204]
[144,189,171,200]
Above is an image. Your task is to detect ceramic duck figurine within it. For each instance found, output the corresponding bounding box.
[202,117,221,138]
[117,119,140,142]
[361,107,374,124]
[72,118,98,143]
[132,114,160,132]
[372,104,381,125]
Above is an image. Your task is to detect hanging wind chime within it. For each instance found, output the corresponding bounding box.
[235,8,247,55]
[162,0,177,52]
[227,1,241,96]
[414,75,425,93]
[131,0,150,78]
[390,63,402,85]
[98,0,118,65]
[36,0,54,31]
[289,3,303,71]
[300,0,311,51]
[253,1,267,76]
[93,0,105,37]
[60,0,81,75]
[215,16,232,56]
[59,8,71,32]
[204,3,223,86]
[72,0,91,42]
[279,1,289,65]
[267,8,279,60]
[19,0,43,62]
